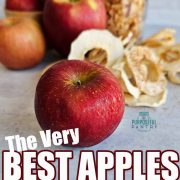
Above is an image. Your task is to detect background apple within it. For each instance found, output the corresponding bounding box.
[5,0,46,21]
[35,60,125,147]
[0,17,46,69]
[6,0,46,11]
[43,0,107,56]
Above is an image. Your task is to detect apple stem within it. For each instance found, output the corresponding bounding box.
[77,80,82,86]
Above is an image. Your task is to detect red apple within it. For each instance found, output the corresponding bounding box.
[0,17,46,69]
[43,0,107,56]
[6,0,46,11]
[35,60,125,147]
[5,0,46,21]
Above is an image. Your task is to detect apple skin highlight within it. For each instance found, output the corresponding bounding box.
[43,0,107,56]
[35,60,125,147]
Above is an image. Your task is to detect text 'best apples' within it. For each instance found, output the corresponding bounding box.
[43,0,107,56]
[35,60,125,147]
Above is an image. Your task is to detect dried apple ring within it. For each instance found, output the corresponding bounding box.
[159,44,180,63]
[126,46,167,96]
[157,44,180,84]
[68,29,124,67]
[168,70,180,84]
[158,44,180,70]
[141,28,176,48]
[111,60,141,98]
[85,48,108,66]
[125,90,167,107]
[160,59,180,74]
[84,32,133,65]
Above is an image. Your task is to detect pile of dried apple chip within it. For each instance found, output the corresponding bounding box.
[70,28,180,107]
[45,28,180,107]
[141,29,180,85]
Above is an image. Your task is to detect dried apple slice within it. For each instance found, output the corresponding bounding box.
[158,44,180,63]
[111,60,141,98]
[121,31,135,49]
[158,44,180,70]
[85,48,108,66]
[168,70,180,84]
[158,44,180,84]
[164,59,180,84]
[68,29,124,67]
[160,58,180,73]
[140,28,176,48]
[126,46,167,96]
[81,32,133,66]
[125,90,167,107]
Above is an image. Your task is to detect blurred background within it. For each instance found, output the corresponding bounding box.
[146,0,180,26]
[1,0,180,25]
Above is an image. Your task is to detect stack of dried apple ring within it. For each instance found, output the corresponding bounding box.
[141,29,180,85]
[44,28,180,107]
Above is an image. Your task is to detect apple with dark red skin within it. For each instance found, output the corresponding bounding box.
[35,60,125,147]
[6,0,46,11]
[0,17,46,70]
[43,0,107,56]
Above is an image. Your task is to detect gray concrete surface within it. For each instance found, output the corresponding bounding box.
[0,0,180,179]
